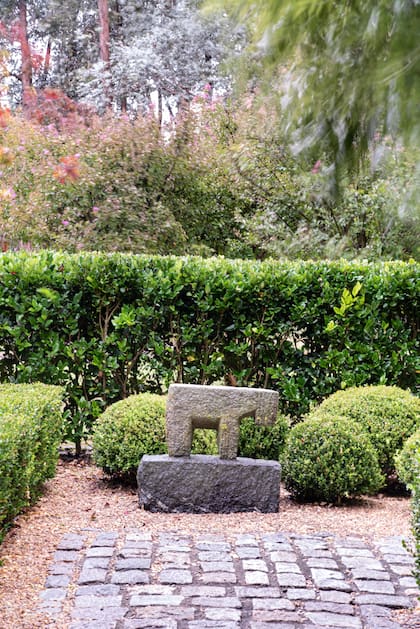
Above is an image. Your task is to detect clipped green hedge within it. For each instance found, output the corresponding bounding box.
[0,252,418,449]
[311,386,420,479]
[0,383,64,540]
[395,428,420,591]
[282,416,384,504]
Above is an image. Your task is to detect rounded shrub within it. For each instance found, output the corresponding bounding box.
[395,434,420,590]
[92,393,217,478]
[282,416,384,504]
[395,428,420,491]
[311,386,420,478]
[238,414,290,460]
[93,393,167,477]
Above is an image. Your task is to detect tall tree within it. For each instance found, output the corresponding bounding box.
[211,0,420,182]
[98,0,111,107]
[77,0,242,115]
[1,0,243,115]
[18,0,32,107]
[0,0,33,105]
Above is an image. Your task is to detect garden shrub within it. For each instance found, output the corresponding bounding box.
[395,432,420,593]
[92,393,218,479]
[0,252,418,450]
[238,414,290,460]
[395,428,420,490]
[0,383,64,541]
[93,392,289,478]
[92,394,167,477]
[282,416,384,504]
[311,386,420,479]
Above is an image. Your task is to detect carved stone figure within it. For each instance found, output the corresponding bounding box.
[165,383,279,460]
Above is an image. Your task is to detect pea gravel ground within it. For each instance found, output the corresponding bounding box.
[0,457,418,628]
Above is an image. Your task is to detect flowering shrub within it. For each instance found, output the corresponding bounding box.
[0,93,417,259]
[0,97,247,255]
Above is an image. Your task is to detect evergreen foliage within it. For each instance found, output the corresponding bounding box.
[282,416,384,503]
[0,252,417,450]
[311,386,420,479]
[395,428,420,492]
[0,383,64,540]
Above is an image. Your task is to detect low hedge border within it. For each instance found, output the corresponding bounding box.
[0,383,64,541]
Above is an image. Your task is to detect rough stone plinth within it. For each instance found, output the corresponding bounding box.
[137,454,281,513]
[166,384,279,460]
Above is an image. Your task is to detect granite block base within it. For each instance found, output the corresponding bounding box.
[137,454,281,513]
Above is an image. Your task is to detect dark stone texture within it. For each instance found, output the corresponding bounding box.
[137,454,281,513]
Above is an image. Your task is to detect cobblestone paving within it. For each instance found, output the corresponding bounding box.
[39,530,419,628]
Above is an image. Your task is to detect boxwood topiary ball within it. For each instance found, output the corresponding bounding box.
[311,385,420,478]
[282,415,384,504]
[92,392,218,479]
[92,393,167,478]
[395,428,420,491]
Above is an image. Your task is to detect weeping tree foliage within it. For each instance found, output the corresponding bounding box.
[209,0,420,181]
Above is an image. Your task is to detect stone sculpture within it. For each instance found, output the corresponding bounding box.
[165,383,279,459]
[138,383,282,512]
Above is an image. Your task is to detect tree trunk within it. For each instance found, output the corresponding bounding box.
[98,0,111,107]
[114,0,127,112]
[42,39,52,84]
[18,0,32,107]
[157,89,163,129]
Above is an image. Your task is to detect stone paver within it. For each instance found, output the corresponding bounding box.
[38,531,419,628]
